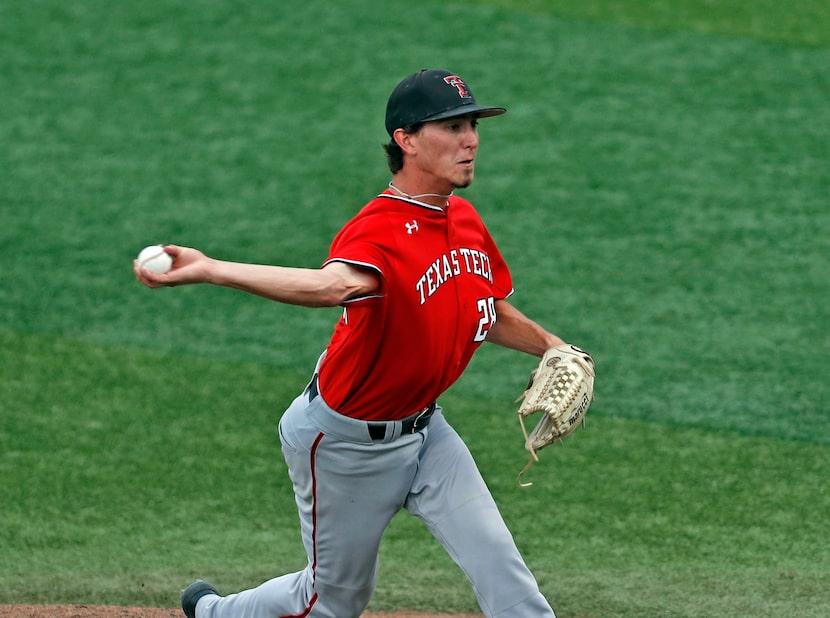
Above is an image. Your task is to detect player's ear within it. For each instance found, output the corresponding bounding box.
[393,127,417,155]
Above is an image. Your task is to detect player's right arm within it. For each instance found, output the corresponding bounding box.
[134,245,379,307]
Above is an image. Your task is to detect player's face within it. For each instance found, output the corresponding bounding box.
[412,115,480,191]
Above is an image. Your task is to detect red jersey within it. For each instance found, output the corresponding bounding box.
[317,192,513,421]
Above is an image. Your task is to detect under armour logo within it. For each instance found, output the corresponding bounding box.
[443,75,470,98]
[405,220,419,234]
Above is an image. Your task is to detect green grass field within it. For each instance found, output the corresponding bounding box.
[1,1,828,616]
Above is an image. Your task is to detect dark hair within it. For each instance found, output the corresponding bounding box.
[382,123,423,173]
[383,141,404,173]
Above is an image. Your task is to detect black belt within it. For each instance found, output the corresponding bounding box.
[368,402,436,439]
[305,375,435,440]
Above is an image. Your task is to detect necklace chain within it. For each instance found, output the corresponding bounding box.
[388,182,453,203]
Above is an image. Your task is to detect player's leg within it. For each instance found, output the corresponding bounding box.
[197,393,424,618]
[405,410,556,618]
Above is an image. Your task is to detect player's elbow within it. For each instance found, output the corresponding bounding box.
[314,285,353,307]
[308,274,367,307]
[314,263,379,306]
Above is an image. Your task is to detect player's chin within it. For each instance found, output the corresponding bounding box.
[453,169,475,189]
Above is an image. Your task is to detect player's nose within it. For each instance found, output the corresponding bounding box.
[462,124,479,148]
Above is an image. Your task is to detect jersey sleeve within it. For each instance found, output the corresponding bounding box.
[482,225,513,300]
[323,210,389,301]
[452,196,512,300]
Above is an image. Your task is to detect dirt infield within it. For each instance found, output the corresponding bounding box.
[0,605,483,618]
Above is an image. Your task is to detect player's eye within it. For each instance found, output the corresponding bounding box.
[446,118,477,132]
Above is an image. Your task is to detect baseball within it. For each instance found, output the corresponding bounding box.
[137,245,173,274]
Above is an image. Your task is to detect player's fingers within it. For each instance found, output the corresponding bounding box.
[132,260,149,283]
[133,261,170,288]
[162,244,183,258]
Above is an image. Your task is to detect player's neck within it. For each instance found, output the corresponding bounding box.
[387,179,453,209]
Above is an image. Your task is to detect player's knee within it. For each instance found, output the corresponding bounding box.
[312,577,377,618]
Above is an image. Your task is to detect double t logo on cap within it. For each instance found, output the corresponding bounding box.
[443,75,471,99]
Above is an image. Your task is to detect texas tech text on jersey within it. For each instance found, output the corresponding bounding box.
[416,247,494,305]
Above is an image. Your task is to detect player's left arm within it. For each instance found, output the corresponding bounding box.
[486,299,564,357]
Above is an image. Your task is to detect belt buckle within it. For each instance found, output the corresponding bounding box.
[410,404,432,433]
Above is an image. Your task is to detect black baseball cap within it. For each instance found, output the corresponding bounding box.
[385,69,507,136]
